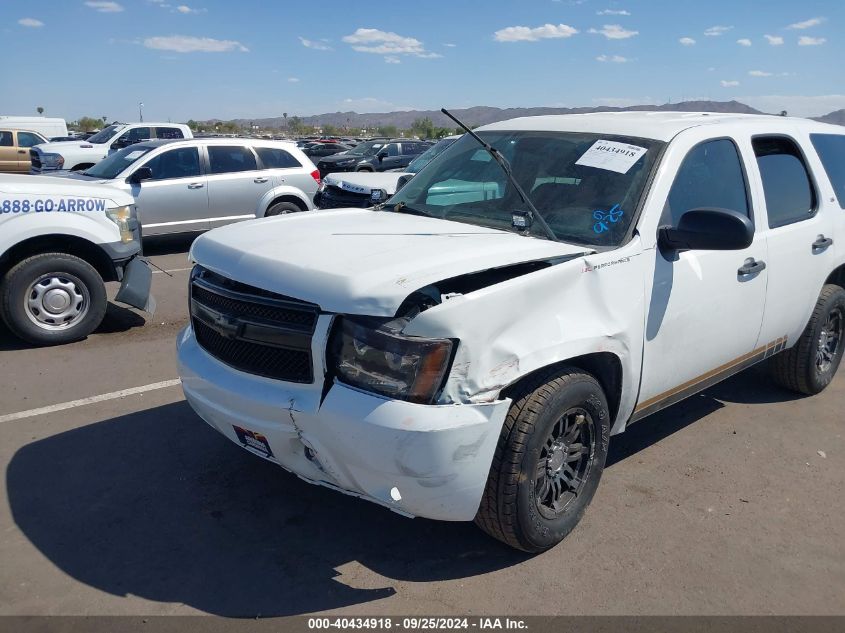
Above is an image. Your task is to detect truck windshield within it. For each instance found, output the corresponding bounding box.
[345,141,385,156]
[85,125,121,144]
[83,144,156,179]
[388,131,664,247]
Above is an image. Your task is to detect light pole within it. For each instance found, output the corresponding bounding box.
[139,102,144,122]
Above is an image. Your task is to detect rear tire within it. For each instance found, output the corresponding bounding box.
[0,253,107,346]
[265,201,304,217]
[772,283,845,395]
[475,367,610,553]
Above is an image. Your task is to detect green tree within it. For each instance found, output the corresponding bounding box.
[288,116,303,135]
[75,116,105,131]
[411,117,435,139]
[322,124,340,136]
[376,125,398,137]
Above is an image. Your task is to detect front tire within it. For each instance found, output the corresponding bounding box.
[0,253,107,346]
[772,283,845,395]
[475,367,610,553]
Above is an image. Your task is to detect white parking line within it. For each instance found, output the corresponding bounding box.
[152,267,193,275]
[0,379,182,424]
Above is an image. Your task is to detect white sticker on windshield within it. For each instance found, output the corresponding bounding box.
[575,140,647,174]
[125,150,146,160]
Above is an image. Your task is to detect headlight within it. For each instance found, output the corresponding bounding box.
[336,159,355,166]
[106,205,135,243]
[331,317,454,404]
[41,153,64,168]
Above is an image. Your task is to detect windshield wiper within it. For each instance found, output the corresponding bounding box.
[440,108,558,242]
[389,201,431,217]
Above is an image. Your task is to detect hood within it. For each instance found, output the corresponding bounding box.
[46,170,111,185]
[323,172,407,195]
[191,208,590,316]
[0,174,133,206]
[317,153,372,165]
[33,140,102,153]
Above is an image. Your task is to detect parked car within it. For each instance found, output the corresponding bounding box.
[177,112,845,552]
[0,116,68,139]
[303,142,352,159]
[53,138,319,236]
[30,122,193,173]
[316,135,460,208]
[315,140,428,177]
[0,129,49,173]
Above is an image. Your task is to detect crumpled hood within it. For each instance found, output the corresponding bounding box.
[323,171,407,195]
[191,208,590,315]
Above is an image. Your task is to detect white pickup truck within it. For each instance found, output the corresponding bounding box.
[0,175,154,345]
[30,122,193,173]
[177,112,845,552]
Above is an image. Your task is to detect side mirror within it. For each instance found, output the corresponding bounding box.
[376,151,387,162]
[658,207,753,252]
[129,166,153,184]
[112,137,130,150]
[395,174,413,193]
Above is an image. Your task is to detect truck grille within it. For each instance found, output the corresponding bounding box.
[190,267,319,383]
[318,185,372,209]
[30,150,42,171]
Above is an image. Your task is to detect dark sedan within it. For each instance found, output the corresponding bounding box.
[315,140,428,178]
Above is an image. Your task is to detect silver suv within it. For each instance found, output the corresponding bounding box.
[55,138,320,236]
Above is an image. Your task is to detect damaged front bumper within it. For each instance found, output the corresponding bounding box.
[115,256,156,313]
[176,324,510,521]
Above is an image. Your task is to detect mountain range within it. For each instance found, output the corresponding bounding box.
[207,100,844,130]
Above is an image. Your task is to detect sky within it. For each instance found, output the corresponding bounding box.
[1,0,843,123]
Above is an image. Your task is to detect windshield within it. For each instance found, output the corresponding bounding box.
[83,143,156,179]
[85,125,121,145]
[388,131,664,247]
[406,137,458,174]
[345,141,385,157]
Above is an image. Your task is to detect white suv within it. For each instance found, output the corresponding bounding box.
[30,122,193,173]
[177,112,845,552]
[54,138,320,236]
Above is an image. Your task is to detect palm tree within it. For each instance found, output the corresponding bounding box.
[36,106,44,115]
[283,112,288,130]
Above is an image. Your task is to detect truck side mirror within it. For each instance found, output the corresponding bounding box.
[376,151,387,162]
[395,174,413,192]
[658,207,753,252]
[129,166,153,184]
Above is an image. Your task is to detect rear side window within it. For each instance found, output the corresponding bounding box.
[255,147,301,169]
[17,132,44,147]
[144,147,201,180]
[0,131,12,147]
[810,134,845,210]
[753,136,815,228]
[208,146,258,174]
[155,127,185,140]
[664,139,749,226]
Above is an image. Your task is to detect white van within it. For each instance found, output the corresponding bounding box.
[0,117,68,139]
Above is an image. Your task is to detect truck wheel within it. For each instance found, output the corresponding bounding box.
[475,367,610,552]
[772,284,845,395]
[0,253,108,346]
[265,201,304,216]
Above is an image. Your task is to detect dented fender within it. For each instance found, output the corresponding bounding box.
[403,237,647,434]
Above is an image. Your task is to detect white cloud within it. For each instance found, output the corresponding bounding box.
[18,17,44,27]
[737,38,752,47]
[342,28,440,60]
[596,54,629,63]
[736,94,845,117]
[298,36,332,51]
[597,9,630,16]
[679,37,696,46]
[798,36,826,46]
[588,24,638,39]
[443,43,456,48]
[384,56,401,64]
[175,5,205,14]
[764,34,784,46]
[787,17,825,30]
[704,25,733,37]
[143,35,248,53]
[85,1,124,12]
[720,80,740,87]
[287,77,299,83]
[494,23,578,42]
[748,70,774,77]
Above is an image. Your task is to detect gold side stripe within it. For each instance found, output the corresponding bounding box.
[635,336,787,413]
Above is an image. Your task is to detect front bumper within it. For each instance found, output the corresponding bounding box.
[177,324,510,521]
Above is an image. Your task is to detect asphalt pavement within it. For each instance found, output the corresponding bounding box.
[0,234,843,617]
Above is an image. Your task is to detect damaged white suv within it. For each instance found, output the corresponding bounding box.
[177,112,845,552]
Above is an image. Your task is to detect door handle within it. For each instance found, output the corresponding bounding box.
[187,183,204,189]
[738,258,766,277]
[812,235,833,252]
[253,177,269,183]
[17,150,27,154]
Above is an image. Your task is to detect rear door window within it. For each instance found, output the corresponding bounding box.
[208,146,258,174]
[255,147,301,169]
[155,127,185,140]
[753,136,816,228]
[810,133,845,209]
